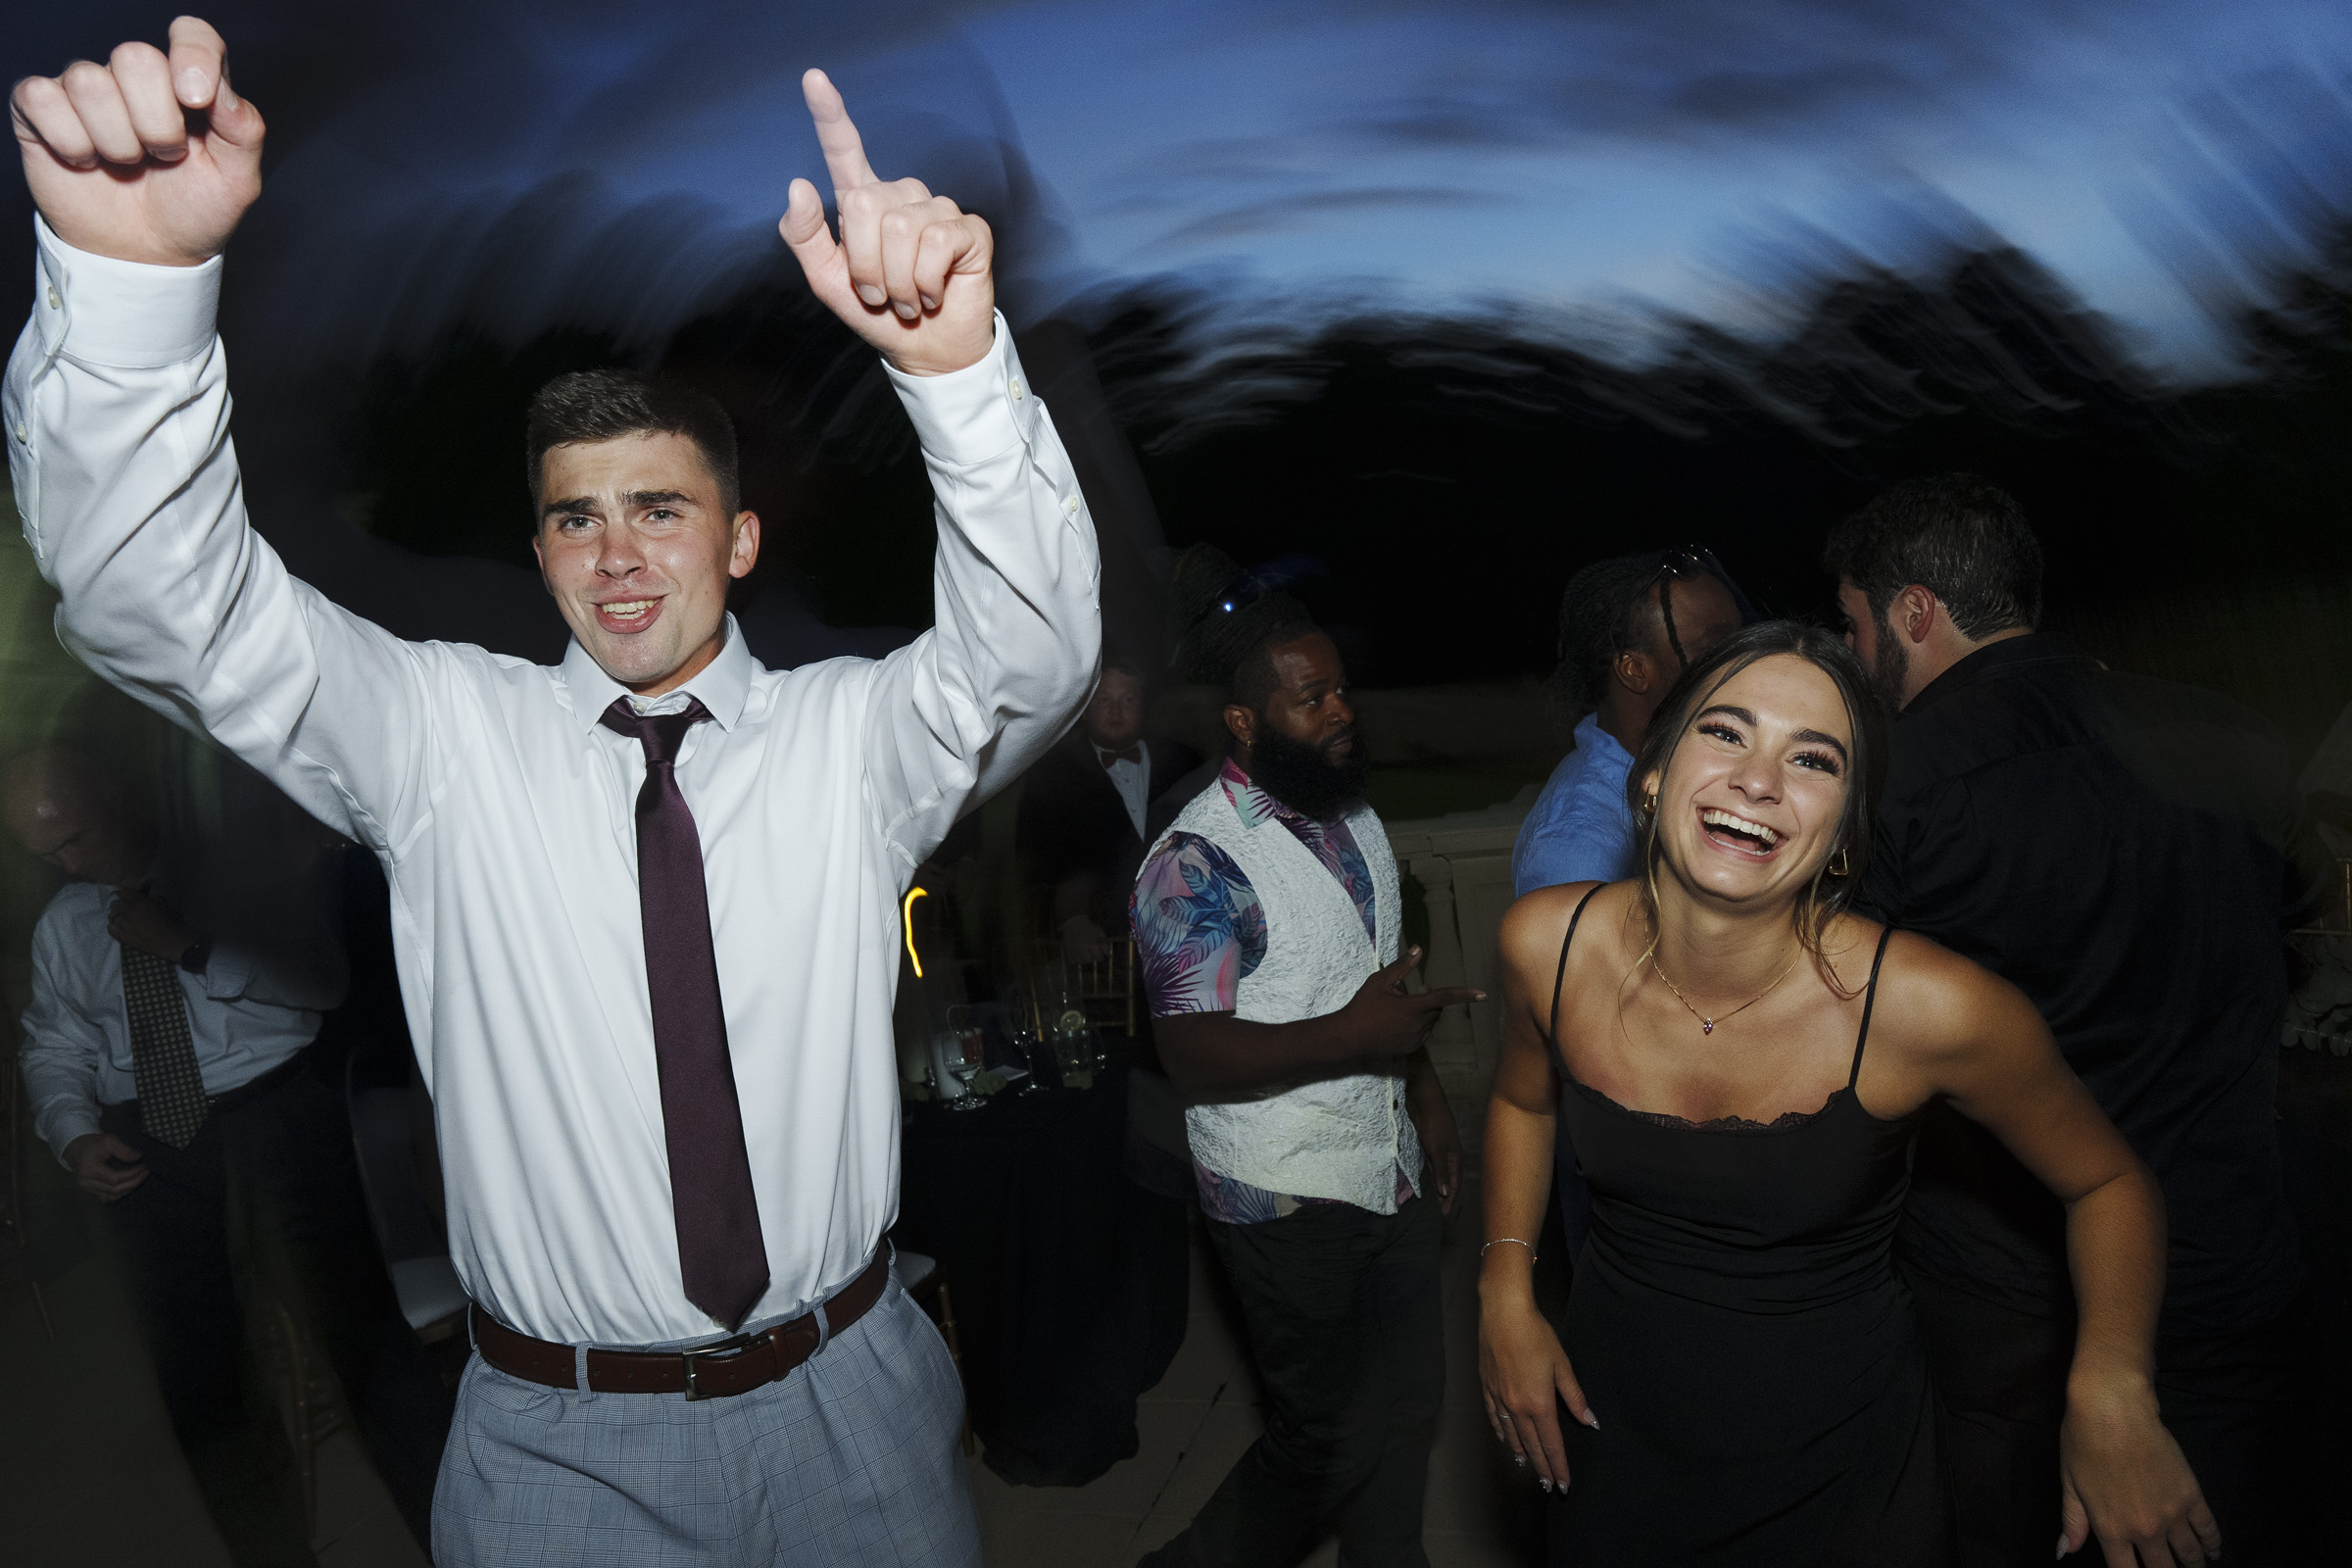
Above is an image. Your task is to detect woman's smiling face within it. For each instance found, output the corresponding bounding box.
[1642,653,1856,909]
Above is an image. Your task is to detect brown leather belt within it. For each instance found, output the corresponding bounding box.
[470,1250,892,1401]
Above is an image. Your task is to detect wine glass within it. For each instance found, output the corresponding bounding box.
[937,1004,989,1111]
[1000,986,1053,1096]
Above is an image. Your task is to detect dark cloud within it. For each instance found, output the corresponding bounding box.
[1156,186,1508,246]
[1672,60,1920,126]
[1093,136,1305,215]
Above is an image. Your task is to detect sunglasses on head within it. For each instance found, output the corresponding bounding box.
[1645,545,1750,668]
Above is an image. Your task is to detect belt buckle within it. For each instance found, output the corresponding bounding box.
[679,1334,747,1401]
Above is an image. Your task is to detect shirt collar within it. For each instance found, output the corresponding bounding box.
[560,613,754,735]
[1572,710,1635,772]
[1902,631,2084,716]
[1218,756,1308,833]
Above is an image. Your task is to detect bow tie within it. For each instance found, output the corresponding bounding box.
[1099,745,1143,769]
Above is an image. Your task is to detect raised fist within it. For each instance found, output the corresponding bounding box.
[12,17,263,268]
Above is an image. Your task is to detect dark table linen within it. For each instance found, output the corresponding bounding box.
[896,1058,1191,1486]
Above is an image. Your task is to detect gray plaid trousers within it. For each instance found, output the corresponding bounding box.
[432,1265,982,1566]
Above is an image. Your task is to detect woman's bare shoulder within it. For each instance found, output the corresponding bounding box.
[1499,880,1615,963]
[1838,919,2039,1060]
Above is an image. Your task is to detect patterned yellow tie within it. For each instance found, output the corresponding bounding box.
[119,943,209,1148]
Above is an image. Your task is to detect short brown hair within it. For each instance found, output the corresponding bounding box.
[524,369,741,518]
[1821,473,2042,638]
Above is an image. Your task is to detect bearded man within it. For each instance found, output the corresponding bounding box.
[1129,564,1477,1568]
[9,19,1098,1564]
[1827,473,2317,1566]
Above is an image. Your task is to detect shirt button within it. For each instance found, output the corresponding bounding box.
[1062,494,1080,516]
[12,421,24,443]
[45,285,61,310]
[1008,376,1025,402]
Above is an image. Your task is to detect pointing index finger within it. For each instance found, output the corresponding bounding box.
[801,69,877,195]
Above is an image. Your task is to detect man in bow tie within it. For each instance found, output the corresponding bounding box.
[1016,654,1201,964]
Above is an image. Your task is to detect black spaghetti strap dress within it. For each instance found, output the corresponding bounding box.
[1544,888,1951,1566]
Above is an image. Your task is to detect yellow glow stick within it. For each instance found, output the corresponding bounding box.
[903,887,928,978]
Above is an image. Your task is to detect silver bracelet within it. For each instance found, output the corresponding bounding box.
[1481,1237,1537,1259]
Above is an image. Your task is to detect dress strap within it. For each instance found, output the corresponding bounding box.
[1846,925,1898,1091]
[1548,884,1606,1049]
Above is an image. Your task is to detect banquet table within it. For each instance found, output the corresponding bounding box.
[894,1054,1192,1487]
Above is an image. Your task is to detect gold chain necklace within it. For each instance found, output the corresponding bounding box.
[1649,948,1802,1035]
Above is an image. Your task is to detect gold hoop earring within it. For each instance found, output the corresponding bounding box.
[1827,849,1851,878]
[1641,793,1657,819]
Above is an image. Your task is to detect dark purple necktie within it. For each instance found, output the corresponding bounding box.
[601,696,769,1330]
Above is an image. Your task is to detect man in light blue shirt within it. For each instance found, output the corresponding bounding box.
[1512,548,1748,1258]
[1512,709,1641,899]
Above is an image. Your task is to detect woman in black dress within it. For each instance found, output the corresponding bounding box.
[1477,622,2219,1567]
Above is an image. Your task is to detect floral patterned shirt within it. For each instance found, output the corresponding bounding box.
[1131,759,1413,1224]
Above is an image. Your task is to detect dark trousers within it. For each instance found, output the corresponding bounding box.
[1903,1269,2317,1568]
[101,1060,416,1566]
[1149,1194,1445,1568]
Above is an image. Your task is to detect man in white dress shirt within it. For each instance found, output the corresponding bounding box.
[9,18,1098,1565]
[7,746,394,1565]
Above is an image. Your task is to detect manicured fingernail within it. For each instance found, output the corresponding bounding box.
[2054,1537,2067,1560]
[857,284,886,306]
[920,294,939,311]
[894,301,917,319]
[1585,1411,1599,1429]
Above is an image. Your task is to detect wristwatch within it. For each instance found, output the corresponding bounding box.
[177,935,215,975]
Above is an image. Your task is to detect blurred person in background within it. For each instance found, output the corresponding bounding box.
[1131,550,1477,1568]
[5,748,418,1565]
[9,21,1097,1565]
[1827,473,2319,1565]
[1514,546,1748,899]
[1017,651,1200,963]
[1510,546,1747,1282]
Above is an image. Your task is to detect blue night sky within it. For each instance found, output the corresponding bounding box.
[15,1,2352,379]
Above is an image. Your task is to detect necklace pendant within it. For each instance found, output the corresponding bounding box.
[1700,1018,1715,1034]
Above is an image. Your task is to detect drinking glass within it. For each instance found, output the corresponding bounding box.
[937,1005,989,1111]
[1000,986,1053,1096]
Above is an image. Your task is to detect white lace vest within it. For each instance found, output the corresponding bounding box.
[1153,783,1423,1212]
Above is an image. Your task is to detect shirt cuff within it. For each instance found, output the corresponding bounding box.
[41,1103,104,1170]
[33,215,222,370]
[881,310,1043,466]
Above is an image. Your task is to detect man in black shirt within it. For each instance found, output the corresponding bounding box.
[1825,474,2316,1566]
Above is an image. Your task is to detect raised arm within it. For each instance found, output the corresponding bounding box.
[1886,937,2220,1567]
[8,20,435,848]
[775,71,1099,865]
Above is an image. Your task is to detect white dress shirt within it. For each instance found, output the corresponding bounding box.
[20,880,342,1163]
[1100,744,1151,839]
[6,220,1102,1347]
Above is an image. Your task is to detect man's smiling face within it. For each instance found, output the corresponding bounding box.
[532,430,760,696]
